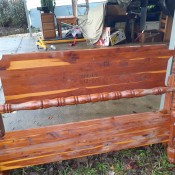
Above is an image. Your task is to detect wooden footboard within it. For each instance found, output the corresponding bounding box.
[0,111,170,171]
[0,44,175,171]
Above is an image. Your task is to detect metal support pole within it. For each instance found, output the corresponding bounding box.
[23,0,32,37]
[140,0,148,31]
[72,0,78,17]
[169,12,175,50]
[85,0,89,14]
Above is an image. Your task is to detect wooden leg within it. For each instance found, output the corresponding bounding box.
[166,76,175,163]
[0,171,10,175]
[167,112,175,164]
[167,86,175,163]
[0,114,5,137]
[167,146,175,163]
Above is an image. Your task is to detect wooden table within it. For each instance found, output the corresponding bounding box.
[56,16,76,38]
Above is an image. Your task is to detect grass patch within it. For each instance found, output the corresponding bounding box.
[10,144,175,175]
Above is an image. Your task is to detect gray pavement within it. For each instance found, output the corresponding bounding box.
[0,37,22,55]
[0,35,37,55]
[0,33,161,132]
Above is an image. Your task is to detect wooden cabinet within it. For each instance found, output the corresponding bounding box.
[41,13,56,39]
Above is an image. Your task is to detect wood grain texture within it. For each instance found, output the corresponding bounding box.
[0,115,5,137]
[0,111,170,171]
[0,44,174,104]
[163,76,174,112]
[0,44,174,172]
[0,87,174,114]
[167,64,175,163]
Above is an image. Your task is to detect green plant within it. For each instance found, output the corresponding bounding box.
[10,0,27,27]
[96,163,109,174]
[0,0,27,28]
[74,167,97,175]
[58,167,72,175]
[0,0,11,27]
[113,160,124,173]
[41,0,56,13]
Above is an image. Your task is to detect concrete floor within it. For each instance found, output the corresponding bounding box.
[0,34,161,132]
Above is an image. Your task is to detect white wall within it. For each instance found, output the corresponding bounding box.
[57,0,107,6]
[26,0,106,9]
[27,0,40,10]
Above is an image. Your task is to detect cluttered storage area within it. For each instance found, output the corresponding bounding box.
[36,0,175,49]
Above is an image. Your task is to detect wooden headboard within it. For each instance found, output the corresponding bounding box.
[0,44,174,104]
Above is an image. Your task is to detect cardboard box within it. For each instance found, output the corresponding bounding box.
[110,30,126,45]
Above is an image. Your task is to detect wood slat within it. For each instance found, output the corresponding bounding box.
[1,73,165,102]
[1,58,168,94]
[0,112,170,171]
[1,44,173,62]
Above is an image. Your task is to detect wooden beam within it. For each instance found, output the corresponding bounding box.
[0,111,170,171]
[0,87,174,114]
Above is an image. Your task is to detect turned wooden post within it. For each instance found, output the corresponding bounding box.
[0,114,5,137]
[0,87,174,114]
[167,75,175,163]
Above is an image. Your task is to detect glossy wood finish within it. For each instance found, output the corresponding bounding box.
[0,111,170,171]
[0,87,174,114]
[0,115,5,137]
[0,44,175,173]
[167,61,175,163]
[0,44,175,104]
[163,77,173,111]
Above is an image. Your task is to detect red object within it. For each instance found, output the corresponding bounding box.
[69,37,77,46]
[135,30,144,42]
